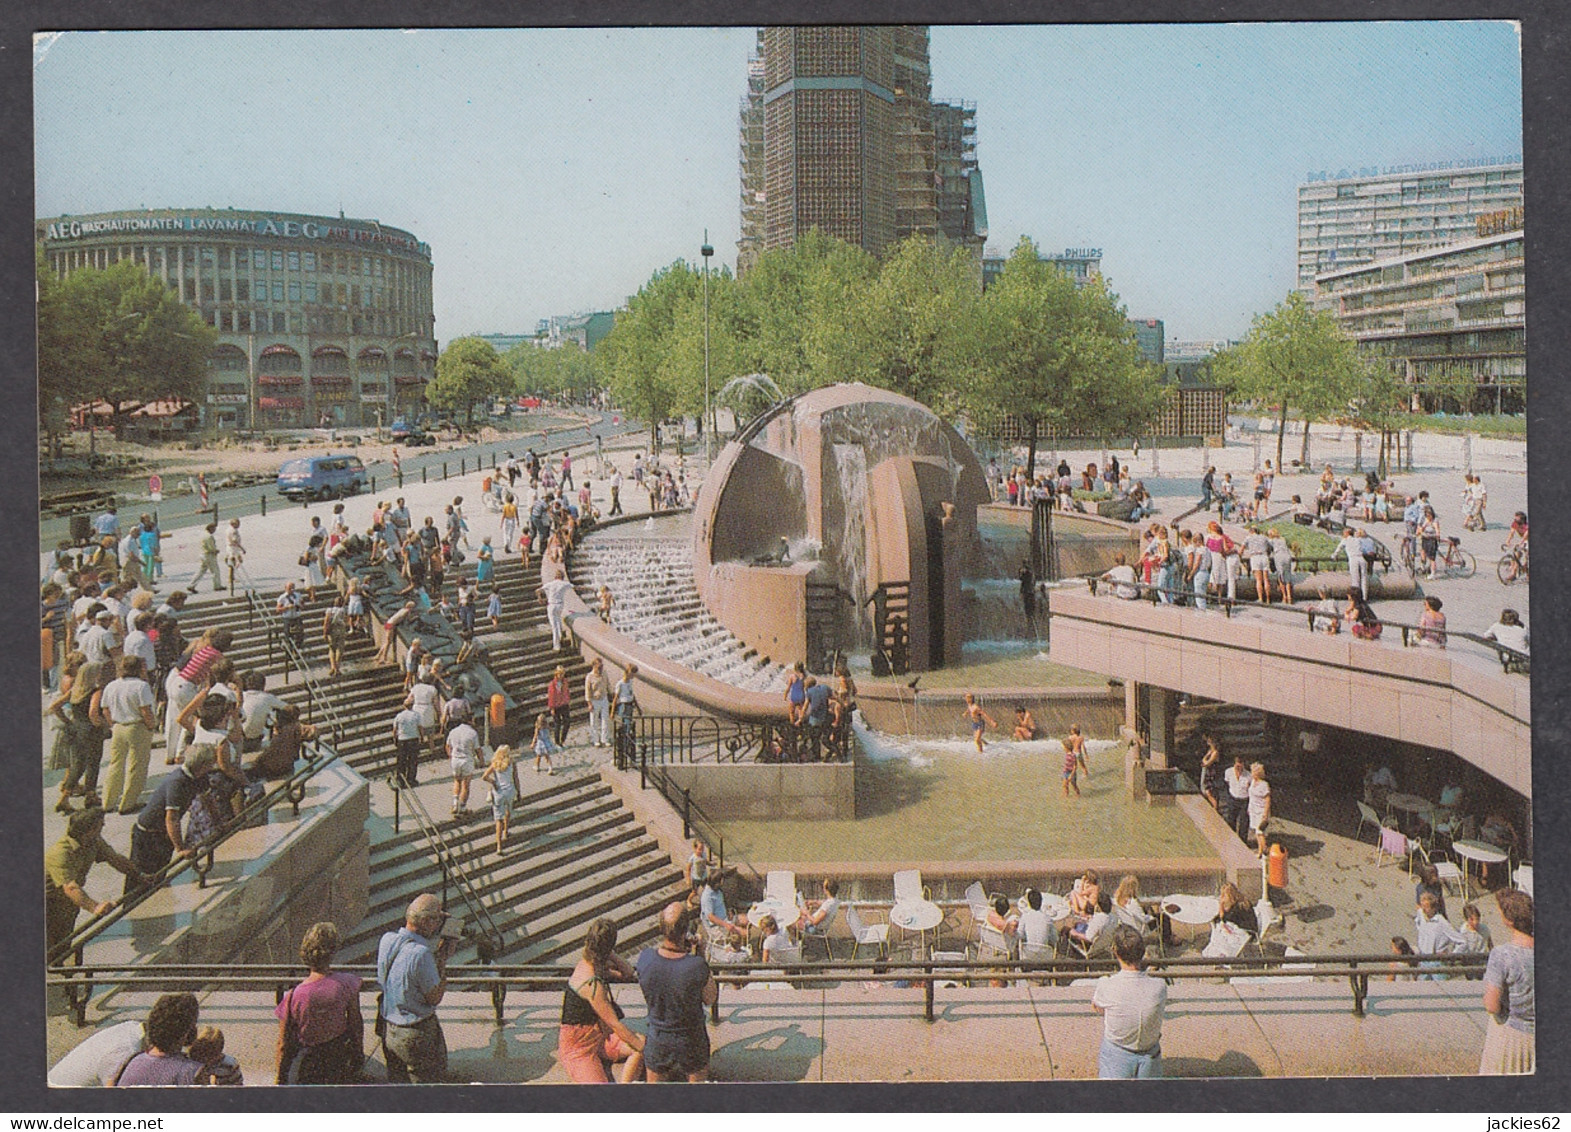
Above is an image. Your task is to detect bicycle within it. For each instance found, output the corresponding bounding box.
[1424,536,1477,580]
[1496,541,1529,586]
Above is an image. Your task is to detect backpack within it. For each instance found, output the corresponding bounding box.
[185,783,229,847]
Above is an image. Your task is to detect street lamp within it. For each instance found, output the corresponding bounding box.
[701,231,714,463]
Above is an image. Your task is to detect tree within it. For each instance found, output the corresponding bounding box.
[830,234,980,411]
[596,261,703,449]
[964,237,1161,479]
[732,229,878,394]
[1345,356,1410,478]
[429,337,511,426]
[1215,290,1360,473]
[37,254,216,438]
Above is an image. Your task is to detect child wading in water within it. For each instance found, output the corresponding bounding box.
[963,693,997,753]
[531,711,558,775]
[1062,725,1087,798]
[481,745,521,854]
[1067,724,1090,776]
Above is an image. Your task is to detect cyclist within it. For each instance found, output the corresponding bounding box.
[1504,511,1529,556]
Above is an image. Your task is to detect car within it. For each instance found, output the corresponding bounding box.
[389,420,437,446]
[276,454,368,501]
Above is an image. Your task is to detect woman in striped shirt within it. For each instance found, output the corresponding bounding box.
[163,627,232,766]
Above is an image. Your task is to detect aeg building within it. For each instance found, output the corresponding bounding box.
[37,208,437,429]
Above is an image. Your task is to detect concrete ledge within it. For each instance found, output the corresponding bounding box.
[82,760,370,968]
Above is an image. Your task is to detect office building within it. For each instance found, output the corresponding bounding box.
[1295,159,1522,291]
[982,247,1102,291]
[37,207,436,430]
[1313,224,1525,413]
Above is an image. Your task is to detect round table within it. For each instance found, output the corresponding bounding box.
[1160,894,1220,926]
[890,900,944,954]
[748,899,802,930]
[1020,892,1072,921]
[1386,792,1431,832]
[1453,839,1509,895]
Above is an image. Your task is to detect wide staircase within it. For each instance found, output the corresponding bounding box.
[171,572,688,965]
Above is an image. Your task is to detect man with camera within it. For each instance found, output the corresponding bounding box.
[376,893,458,1083]
[636,902,718,1083]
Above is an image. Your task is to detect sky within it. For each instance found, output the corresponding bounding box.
[33,22,1522,343]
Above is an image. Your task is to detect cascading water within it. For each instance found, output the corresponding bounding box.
[573,536,791,694]
[827,442,870,644]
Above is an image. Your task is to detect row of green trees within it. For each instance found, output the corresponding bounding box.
[592,232,1165,476]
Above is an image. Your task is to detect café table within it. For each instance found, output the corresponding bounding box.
[890,899,945,955]
[748,898,803,932]
[1159,894,1220,948]
[1452,839,1509,897]
[1386,792,1431,833]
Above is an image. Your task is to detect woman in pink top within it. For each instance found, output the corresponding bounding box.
[276,922,364,1084]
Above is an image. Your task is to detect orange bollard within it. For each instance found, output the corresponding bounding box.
[1268,841,1288,889]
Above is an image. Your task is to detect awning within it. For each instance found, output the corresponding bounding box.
[312,345,348,358]
[258,373,304,386]
[259,344,300,359]
[310,374,351,386]
[129,399,194,418]
[357,346,386,360]
[394,375,424,385]
[258,396,305,410]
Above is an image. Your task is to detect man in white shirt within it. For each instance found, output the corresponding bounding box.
[1102,553,1140,600]
[540,568,575,651]
[121,612,157,678]
[276,582,305,646]
[1413,892,1470,980]
[445,718,480,819]
[48,1017,147,1087]
[1483,609,1529,655]
[240,671,291,753]
[1223,755,1252,844]
[793,878,841,945]
[97,656,157,815]
[1091,925,1167,1078]
[392,703,426,788]
[80,608,121,668]
[1334,529,1369,599]
[1016,888,1057,953]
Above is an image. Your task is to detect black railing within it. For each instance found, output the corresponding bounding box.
[386,773,509,964]
[1079,575,1529,675]
[47,738,342,968]
[46,950,1488,1029]
[616,713,852,769]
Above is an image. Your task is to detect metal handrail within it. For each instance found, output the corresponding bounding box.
[47,737,343,966]
[51,562,358,966]
[46,950,1488,1028]
[385,772,509,964]
[1078,574,1529,674]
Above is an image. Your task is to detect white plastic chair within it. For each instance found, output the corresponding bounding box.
[1355,800,1382,843]
[963,881,989,945]
[765,870,798,907]
[764,940,802,966]
[1113,899,1164,956]
[801,902,842,960]
[845,905,889,960]
[977,923,1013,961]
[1375,826,1409,869]
[894,869,928,903]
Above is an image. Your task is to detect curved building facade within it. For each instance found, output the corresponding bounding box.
[36,208,437,429]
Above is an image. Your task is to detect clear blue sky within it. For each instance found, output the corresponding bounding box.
[34,22,1521,343]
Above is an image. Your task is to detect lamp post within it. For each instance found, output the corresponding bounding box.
[701,231,714,464]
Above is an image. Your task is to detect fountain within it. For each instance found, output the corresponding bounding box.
[692,383,991,674]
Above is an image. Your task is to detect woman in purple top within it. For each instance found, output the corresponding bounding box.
[1480,889,1534,1075]
[115,993,204,1086]
[276,922,364,1084]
